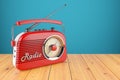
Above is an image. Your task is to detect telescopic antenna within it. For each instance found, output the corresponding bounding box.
[45,4,67,19]
[26,4,67,31]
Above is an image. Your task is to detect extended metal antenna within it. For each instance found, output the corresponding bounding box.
[26,4,67,31]
[45,4,67,19]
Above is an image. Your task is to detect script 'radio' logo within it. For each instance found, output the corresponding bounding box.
[21,52,42,62]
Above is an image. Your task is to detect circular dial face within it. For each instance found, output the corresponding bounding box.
[43,36,64,59]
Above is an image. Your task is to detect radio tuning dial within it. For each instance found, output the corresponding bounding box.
[43,36,64,59]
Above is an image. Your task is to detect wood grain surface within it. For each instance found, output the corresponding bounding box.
[0,54,120,80]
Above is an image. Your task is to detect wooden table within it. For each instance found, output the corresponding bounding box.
[0,54,120,80]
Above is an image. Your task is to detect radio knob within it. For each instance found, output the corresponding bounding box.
[42,29,45,31]
[35,29,37,31]
[51,45,57,51]
[51,27,55,30]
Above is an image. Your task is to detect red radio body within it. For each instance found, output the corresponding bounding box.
[11,19,67,70]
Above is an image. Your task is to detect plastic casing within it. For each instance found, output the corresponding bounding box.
[13,30,67,70]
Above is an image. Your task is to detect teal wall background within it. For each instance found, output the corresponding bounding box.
[0,0,120,53]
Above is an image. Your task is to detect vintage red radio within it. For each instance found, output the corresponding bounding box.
[11,4,67,70]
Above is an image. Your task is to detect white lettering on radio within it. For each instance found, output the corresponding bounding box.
[21,52,42,62]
